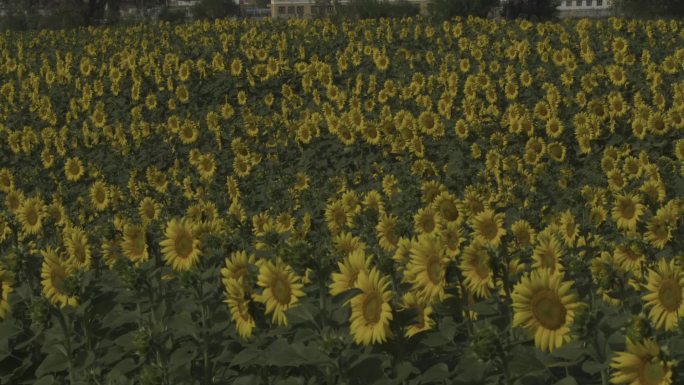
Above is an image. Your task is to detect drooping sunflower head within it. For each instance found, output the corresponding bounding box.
[469,208,506,248]
[63,226,92,272]
[223,277,255,339]
[610,338,674,385]
[406,234,448,303]
[511,270,581,352]
[329,249,371,296]
[159,218,201,272]
[401,291,435,338]
[460,241,495,299]
[376,213,399,252]
[122,224,148,265]
[18,197,44,235]
[642,259,684,331]
[40,248,78,309]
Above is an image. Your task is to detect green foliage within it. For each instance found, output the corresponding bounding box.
[158,6,188,24]
[334,0,420,19]
[427,0,499,20]
[191,0,239,20]
[610,0,684,17]
[501,0,560,20]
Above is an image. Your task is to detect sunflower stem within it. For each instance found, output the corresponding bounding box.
[56,309,76,385]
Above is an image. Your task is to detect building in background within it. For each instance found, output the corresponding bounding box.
[270,0,429,18]
[557,0,612,17]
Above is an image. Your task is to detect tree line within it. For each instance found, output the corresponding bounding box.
[0,0,682,31]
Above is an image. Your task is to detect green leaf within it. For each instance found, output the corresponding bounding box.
[508,345,547,379]
[230,348,261,368]
[35,352,68,377]
[549,340,585,362]
[233,374,259,385]
[169,345,198,368]
[419,363,449,384]
[553,377,578,385]
[34,375,55,385]
[581,360,607,375]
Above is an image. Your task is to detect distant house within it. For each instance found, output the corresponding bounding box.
[270,0,429,18]
[557,0,613,18]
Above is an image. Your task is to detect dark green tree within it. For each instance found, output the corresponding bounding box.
[610,0,684,17]
[427,0,499,20]
[502,0,559,20]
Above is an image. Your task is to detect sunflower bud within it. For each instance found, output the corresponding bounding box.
[625,315,651,343]
[134,326,153,357]
[30,300,49,326]
[139,365,162,385]
[472,326,499,362]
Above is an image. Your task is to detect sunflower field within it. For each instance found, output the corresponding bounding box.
[0,14,682,385]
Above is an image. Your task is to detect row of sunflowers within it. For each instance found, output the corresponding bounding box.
[0,14,682,385]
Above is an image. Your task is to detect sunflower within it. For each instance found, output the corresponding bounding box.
[325,199,352,235]
[402,291,435,338]
[64,157,84,182]
[644,215,671,249]
[460,241,495,298]
[253,259,305,326]
[0,168,13,193]
[5,189,23,213]
[332,231,366,255]
[0,269,14,319]
[363,190,384,213]
[121,224,148,265]
[221,250,256,282]
[612,193,644,231]
[511,219,535,248]
[349,268,393,345]
[89,181,109,211]
[223,277,255,339]
[41,248,78,308]
[159,218,201,272]
[406,234,449,303]
[18,197,43,235]
[376,214,399,252]
[138,197,160,224]
[642,259,684,331]
[610,338,674,385]
[413,206,440,235]
[64,226,92,271]
[559,210,579,246]
[432,191,460,223]
[470,209,506,248]
[532,234,564,274]
[329,249,371,296]
[511,270,582,352]
[441,221,463,258]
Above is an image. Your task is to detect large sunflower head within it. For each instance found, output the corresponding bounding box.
[159,218,201,272]
[252,259,305,326]
[221,250,256,282]
[532,234,564,275]
[642,259,684,331]
[610,338,674,385]
[349,268,393,345]
[511,270,582,352]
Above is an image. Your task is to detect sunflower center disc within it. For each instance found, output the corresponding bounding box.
[620,200,636,219]
[175,233,193,259]
[531,290,566,330]
[658,279,682,312]
[427,257,441,284]
[481,219,498,240]
[26,209,38,225]
[272,276,291,304]
[640,360,665,385]
[362,293,382,324]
